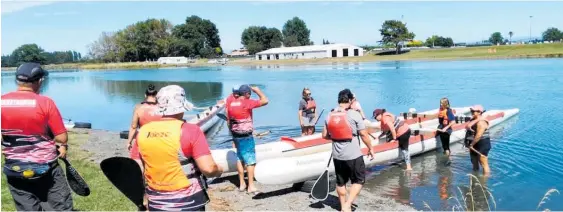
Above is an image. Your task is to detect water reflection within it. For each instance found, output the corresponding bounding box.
[89,78,224,105]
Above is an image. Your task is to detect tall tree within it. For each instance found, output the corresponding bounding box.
[379,20,415,54]
[10,44,47,65]
[542,27,563,42]
[509,31,514,43]
[282,17,312,47]
[172,15,222,58]
[88,31,119,62]
[241,26,282,54]
[489,32,504,45]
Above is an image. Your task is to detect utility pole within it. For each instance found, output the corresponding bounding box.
[529,15,533,43]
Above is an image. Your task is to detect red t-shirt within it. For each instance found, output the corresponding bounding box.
[227,98,262,136]
[1,91,66,164]
[130,123,211,160]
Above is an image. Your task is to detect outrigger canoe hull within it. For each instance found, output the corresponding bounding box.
[254,108,519,185]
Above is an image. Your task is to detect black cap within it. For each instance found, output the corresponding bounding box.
[238,84,251,94]
[16,62,48,82]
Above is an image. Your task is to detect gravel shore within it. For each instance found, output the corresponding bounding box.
[72,129,416,211]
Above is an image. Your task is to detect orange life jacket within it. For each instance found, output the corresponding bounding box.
[380,112,409,138]
[304,98,316,113]
[326,108,353,140]
[138,102,163,127]
[136,120,193,191]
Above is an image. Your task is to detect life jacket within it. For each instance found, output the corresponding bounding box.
[138,101,162,127]
[326,108,354,140]
[227,99,254,136]
[464,118,491,147]
[380,112,409,139]
[303,98,316,114]
[438,108,452,127]
[136,120,202,193]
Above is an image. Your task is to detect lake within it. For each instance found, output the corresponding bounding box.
[2,58,562,210]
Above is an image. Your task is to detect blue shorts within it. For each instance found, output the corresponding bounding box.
[233,136,257,166]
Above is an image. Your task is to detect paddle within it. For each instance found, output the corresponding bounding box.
[313,109,325,126]
[59,157,90,196]
[100,157,147,211]
[470,147,488,158]
[217,113,228,121]
[310,154,333,201]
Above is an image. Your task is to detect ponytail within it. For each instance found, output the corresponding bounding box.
[145,84,157,96]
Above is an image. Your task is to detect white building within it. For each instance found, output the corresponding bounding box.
[255,43,364,61]
[157,57,190,65]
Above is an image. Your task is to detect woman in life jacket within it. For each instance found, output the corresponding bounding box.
[298,88,317,136]
[373,108,413,171]
[436,98,456,162]
[464,105,491,176]
[126,84,163,153]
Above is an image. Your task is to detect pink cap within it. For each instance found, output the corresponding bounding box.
[470,105,484,112]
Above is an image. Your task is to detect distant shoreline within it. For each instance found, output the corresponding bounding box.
[2,43,562,72]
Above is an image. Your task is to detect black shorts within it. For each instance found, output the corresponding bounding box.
[471,138,492,157]
[397,129,411,151]
[439,131,451,152]
[333,156,366,186]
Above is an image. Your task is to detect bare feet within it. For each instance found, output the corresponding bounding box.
[341,202,352,212]
[406,164,413,171]
[247,186,260,195]
[239,183,247,192]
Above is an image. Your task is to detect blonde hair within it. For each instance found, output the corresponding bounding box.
[440,97,450,109]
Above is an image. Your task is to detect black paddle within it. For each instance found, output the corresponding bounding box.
[217,113,228,121]
[313,109,325,126]
[59,157,90,196]
[310,154,333,201]
[100,157,147,211]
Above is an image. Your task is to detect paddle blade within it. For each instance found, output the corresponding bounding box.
[100,157,145,208]
[310,170,330,201]
[61,158,90,196]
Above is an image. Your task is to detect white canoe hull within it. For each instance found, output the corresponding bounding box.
[189,101,226,133]
[212,107,471,174]
[254,108,519,185]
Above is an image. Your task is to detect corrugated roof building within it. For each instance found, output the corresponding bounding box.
[255,43,364,60]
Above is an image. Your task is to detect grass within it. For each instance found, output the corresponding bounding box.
[2,43,562,71]
[424,173,559,211]
[1,131,136,211]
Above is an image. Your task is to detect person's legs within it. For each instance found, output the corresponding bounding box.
[238,136,258,193]
[398,130,412,170]
[233,139,247,191]
[46,165,73,211]
[479,145,491,176]
[333,159,350,212]
[6,176,43,211]
[344,157,366,212]
[439,132,451,156]
[470,153,480,172]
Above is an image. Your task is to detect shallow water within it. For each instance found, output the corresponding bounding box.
[2,59,562,210]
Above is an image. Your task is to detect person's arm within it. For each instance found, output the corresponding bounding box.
[386,122,398,141]
[127,105,140,149]
[298,100,304,126]
[322,125,330,140]
[470,120,488,147]
[182,125,223,177]
[251,86,268,106]
[442,109,456,131]
[46,99,68,158]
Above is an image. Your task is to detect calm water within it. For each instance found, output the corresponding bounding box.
[2,59,562,210]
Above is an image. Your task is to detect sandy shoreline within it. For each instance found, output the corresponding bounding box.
[72,128,415,211]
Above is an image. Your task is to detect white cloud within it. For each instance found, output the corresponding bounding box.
[33,11,78,17]
[1,1,55,14]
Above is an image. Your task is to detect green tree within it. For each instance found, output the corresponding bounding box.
[282,17,311,47]
[241,26,282,54]
[542,27,563,42]
[172,16,222,58]
[379,20,415,54]
[10,44,47,65]
[509,31,514,43]
[489,32,504,45]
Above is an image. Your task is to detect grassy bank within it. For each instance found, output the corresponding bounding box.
[2,43,562,71]
[0,130,230,211]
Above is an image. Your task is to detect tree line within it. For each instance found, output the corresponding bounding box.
[88,16,222,63]
[488,27,563,45]
[1,44,82,67]
[240,17,313,55]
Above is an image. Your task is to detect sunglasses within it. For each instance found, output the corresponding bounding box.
[304,93,311,95]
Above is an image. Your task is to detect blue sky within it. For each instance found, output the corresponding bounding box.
[2,1,562,56]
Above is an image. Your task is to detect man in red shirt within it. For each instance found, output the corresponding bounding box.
[1,63,73,211]
[227,84,268,194]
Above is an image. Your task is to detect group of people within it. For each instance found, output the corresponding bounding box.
[1,62,492,212]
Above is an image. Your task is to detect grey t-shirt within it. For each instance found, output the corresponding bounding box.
[325,109,366,160]
[298,97,316,118]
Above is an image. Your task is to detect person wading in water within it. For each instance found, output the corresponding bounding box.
[298,88,317,136]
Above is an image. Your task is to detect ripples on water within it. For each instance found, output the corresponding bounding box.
[2,59,563,210]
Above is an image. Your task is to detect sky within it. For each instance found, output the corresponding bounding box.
[2,1,563,56]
